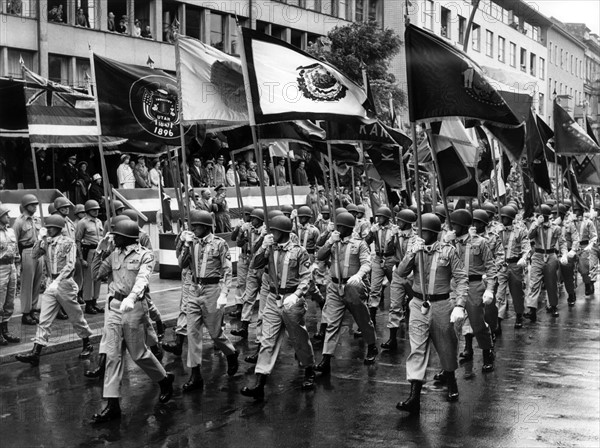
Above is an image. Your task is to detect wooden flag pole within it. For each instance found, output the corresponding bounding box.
[30,146,45,222]
[491,138,503,214]
[327,141,338,229]
[167,147,183,232]
[360,142,377,217]
[230,154,244,210]
[287,150,298,217]
[351,166,356,203]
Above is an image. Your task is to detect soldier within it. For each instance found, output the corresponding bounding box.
[102,200,126,235]
[312,206,333,341]
[240,215,316,400]
[313,212,377,375]
[354,204,371,239]
[382,209,417,351]
[554,204,580,306]
[12,194,43,325]
[572,203,597,297]
[73,204,86,223]
[281,204,294,219]
[54,196,80,319]
[295,206,324,305]
[177,210,238,392]
[0,206,21,345]
[496,205,530,329]
[396,214,468,414]
[482,202,504,234]
[76,199,104,314]
[525,205,568,320]
[15,215,93,366]
[91,220,174,423]
[229,205,254,320]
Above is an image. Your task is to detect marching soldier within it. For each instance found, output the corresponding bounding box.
[355,205,371,239]
[240,215,316,400]
[313,212,377,375]
[554,204,580,306]
[76,199,104,314]
[396,213,468,414]
[177,210,238,392]
[15,215,93,366]
[295,206,324,307]
[102,200,126,235]
[229,205,254,319]
[0,206,20,345]
[572,203,597,297]
[91,219,174,423]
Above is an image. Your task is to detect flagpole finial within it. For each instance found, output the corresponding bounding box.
[19,54,24,66]
[147,55,155,69]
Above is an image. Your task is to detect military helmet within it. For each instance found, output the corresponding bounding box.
[539,204,552,216]
[48,204,56,215]
[375,206,393,220]
[409,204,419,214]
[121,209,139,223]
[434,204,446,219]
[268,210,284,224]
[321,206,330,215]
[243,205,254,215]
[270,215,293,233]
[482,202,497,216]
[473,209,490,225]
[499,206,517,220]
[396,209,417,224]
[572,202,585,212]
[356,205,366,215]
[112,220,139,239]
[84,200,100,212]
[44,215,65,229]
[336,212,356,229]
[0,206,10,219]
[335,207,348,216]
[297,206,313,218]
[346,203,358,213]
[281,204,294,214]
[190,210,213,227]
[53,196,72,210]
[21,194,39,207]
[110,215,130,229]
[250,208,265,221]
[74,204,86,215]
[112,200,125,212]
[450,209,473,227]
[421,213,442,233]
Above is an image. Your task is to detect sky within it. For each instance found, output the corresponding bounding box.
[532,0,600,35]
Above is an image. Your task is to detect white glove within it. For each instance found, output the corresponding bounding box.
[347,274,362,285]
[327,222,335,232]
[567,250,576,259]
[536,215,545,226]
[517,257,527,268]
[290,209,297,219]
[316,213,323,221]
[38,227,48,239]
[590,210,598,220]
[260,227,268,237]
[482,289,494,305]
[45,280,59,294]
[443,230,456,243]
[553,217,562,226]
[450,306,465,323]
[119,296,135,312]
[216,293,228,309]
[468,227,477,237]
[283,293,299,310]
[97,234,114,252]
[412,237,425,252]
[583,243,593,252]
[180,230,194,242]
[262,234,274,249]
[328,230,341,245]
[560,255,568,265]
[371,224,378,233]
[391,225,400,236]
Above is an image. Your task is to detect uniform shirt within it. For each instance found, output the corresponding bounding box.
[317,236,371,280]
[396,241,468,307]
[528,221,568,257]
[386,228,417,265]
[560,218,580,251]
[297,223,320,253]
[76,215,102,246]
[97,243,154,300]
[61,216,77,240]
[314,218,330,236]
[253,239,311,297]
[365,223,395,257]
[33,235,76,281]
[500,224,530,262]
[353,218,371,240]
[12,213,41,247]
[0,224,18,264]
[484,228,505,277]
[237,223,264,257]
[454,233,496,290]
[179,233,232,294]
[574,217,597,245]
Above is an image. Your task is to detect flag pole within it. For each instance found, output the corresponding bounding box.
[360,142,377,218]
[230,154,244,210]
[351,166,356,203]
[168,147,184,232]
[491,138,503,213]
[287,150,298,227]
[29,147,45,222]
[327,141,338,229]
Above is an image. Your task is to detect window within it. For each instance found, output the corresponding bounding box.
[185,5,201,39]
[485,30,493,57]
[509,42,516,67]
[548,78,552,95]
[458,16,466,45]
[554,45,557,65]
[539,93,544,115]
[441,7,450,38]
[560,49,563,68]
[133,0,151,38]
[4,49,35,78]
[423,0,434,30]
[355,0,364,21]
[321,0,332,15]
[312,0,322,13]
[498,36,505,62]
[75,58,91,90]
[570,55,574,74]
[472,24,481,51]
[48,0,68,24]
[291,29,303,49]
[539,57,545,79]
[48,54,70,86]
[338,0,348,19]
[368,0,382,23]
[529,52,536,77]
[210,13,225,50]
[549,42,553,63]
[520,47,526,72]
[5,0,37,18]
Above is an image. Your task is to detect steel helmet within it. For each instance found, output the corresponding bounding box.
[190,210,213,227]
[539,204,552,216]
[336,212,356,229]
[499,206,517,220]
[250,208,265,222]
[84,200,100,212]
[421,213,442,233]
[545,199,556,207]
[335,207,347,215]
[0,206,10,219]
[112,220,139,239]
[121,209,139,223]
[321,206,330,215]
[110,215,130,229]
[270,215,293,233]
[482,202,497,216]
[243,205,254,215]
[297,206,313,218]
[507,200,518,210]
[44,215,65,229]
[447,202,456,212]
[434,204,446,219]
[564,198,572,208]
[281,205,294,215]
[396,209,417,224]
[409,204,419,214]
[268,210,284,224]
[450,209,473,227]
[375,206,393,220]
[74,204,86,215]
[471,199,480,210]
[346,203,358,213]
[48,204,56,215]
[393,205,400,214]
[21,194,39,207]
[473,209,490,225]
[53,196,72,210]
[357,205,366,215]
[551,204,567,216]
[112,200,125,212]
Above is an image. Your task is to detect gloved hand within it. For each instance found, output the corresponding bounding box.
[327,222,335,232]
[260,226,268,237]
[316,213,323,222]
[536,215,545,226]
[482,289,494,305]
[283,293,299,310]
[262,234,274,249]
[327,231,341,245]
[371,224,378,233]
[81,260,89,269]
[45,280,59,295]
[347,274,362,285]
[391,225,400,236]
[180,230,194,243]
[468,227,477,237]
[38,227,48,239]
[97,234,114,252]
[583,243,593,252]
[517,257,527,268]
[290,209,297,219]
[567,250,576,259]
[411,237,425,252]
[552,217,562,226]
[450,306,465,323]
[560,255,568,265]
[119,296,135,312]
[216,293,228,309]
[443,230,456,243]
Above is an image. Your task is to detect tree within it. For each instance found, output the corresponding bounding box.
[306,21,405,125]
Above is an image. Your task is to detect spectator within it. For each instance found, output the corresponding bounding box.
[117,154,135,189]
[262,161,270,186]
[305,184,319,220]
[160,156,174,188]
[196,188,214,212]
[189,157,203,187]
[204,159,215,187]
[149,159,162,189]
[48,4,63,22]
[117,15,128,34]
[246,162,258,186]
[7,0,22,15]
[238,160,248,186]
[213,185,231,233]
[107,12,115,31]
[132,19,142,37]
[294,160,309,186]
[318,187,327,209]
[75,161,91,203]
[62,154,78,200]
[75,8,89,27]
[134,157,150,188]
[214,155,227,187]
[275,159,286,186]
[0,154,6,190]
[35,149,53,189]
[226,161,237,187]
[88,173,105,217]
[141,25,153,39]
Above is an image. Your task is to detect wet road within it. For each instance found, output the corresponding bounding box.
[1,282,598,448]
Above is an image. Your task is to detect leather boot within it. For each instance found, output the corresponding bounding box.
[302,366,316,389]
[550,306,559,318]
[523,307,537,322]
[21,313,37,326]
[92,299,104,314]
[567,293,576,306]
[482,349,495,372]
[92,398,121,423]
[1,321,20,343]
[0,333,7,346]
[245,344,261,364]
[155,319,165,340]
[494,318,503,337]
[313,322,327,341]
[182,366,204,393]
[445,371,459,401]
[241,373,267,400]
[85,302,97,315]
[396,381,422,414]
[226,351,239,376]
[30,309,40,323]
[314,354,331,375]
[228,304,242,319]
[162,334,185,356]
[77,291,85,305]
[459,334,474,363]
[15,343,43,366]
[150,344,163,362]
[56,306,69,320]
[364,344,378,365]
[433,370,446,383]
[369,307,377,330]
[85,353,106,378]
[231,320,249,339]
[514,314,524,329]
[158,373,174,403]
[79,337,94,358]
[381,328,398,351]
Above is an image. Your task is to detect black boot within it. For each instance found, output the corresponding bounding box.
[0,333,7,346]
[158,373,174,403]
[92,299,104,314]
[15,343,43,366]
[364,344,378,365]
[56,306,69,320]
[314,354,331,375]
[226,351,239,376]
[433,370,446,383]
[381,328,398,351]
[85,301,97,315]
[567,293,576,306]
[77,291,85,305]
[241,373,267,401]
[245,344,261,364]
[313,322,327,341]
[396,381,422,414]
[482,349,495,372]
[79,337,93,358]
[228,304,243,319]
[231,320,249,339]
[150,344,163,362]
[1,322,20,343]
[459,334,474,363]
[155,320,165,340]
[523,307,537,322]
[21,313,37,326]
[85,353,106,378]
[162,334,185,356]
[514,314,524,329]
[550,306,559,317]
[30,309,40,323]
[92,398,121,423]
[182,366,204,393]
[446,371,459,401]
[369,307,377,330]
[302,366,316,389]
[495,318,503,337]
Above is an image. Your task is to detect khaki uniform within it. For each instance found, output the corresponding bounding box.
[365,223,397,308]
[238,224,266,322]
[483,228,505,332]
[559,219,580,298]
[0,224,18,322]
[174,234,191,337]
[232,222,250,306]
[387,229,417,328]
[61,215,83,291]
[497,223,530,317]
[574,217,597,286]
[353,218,371,240]
[12,214,43,314]
[76,215,103,303]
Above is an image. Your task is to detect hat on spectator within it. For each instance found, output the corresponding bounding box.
[214,184,225,192]
[92,173,102,181]
[120,154,129,161]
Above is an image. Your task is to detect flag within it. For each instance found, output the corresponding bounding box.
[93,54,184,144]
[22,66,125,149]
[158,181,173,232]
[564,163,586,207]
[367,144,404,189]
[474,126,493,182]
[176,36,248,127]
[0,78,27,138]
[525,110,552,194]
[553,100,600,155]
[269,141,295,159]
[223,121,311,151]
[586,119,599,146]
[573,155,600,186]
[520,165,538,219]
[362,67,377,116]
[324,119,408,147]
[241,28,372,123]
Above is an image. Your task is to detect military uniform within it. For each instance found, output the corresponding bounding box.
[483,227,505,333]
[61,215,84,292]
[365,223,397,309]
[0,222,18,324]
[76,214,103,306]
[12,213,43,316]
[232,221,251,307]
[238,224,266,323]
[353,217,371,240]
[559,218,580,300]
[497,223,530,318]
[387,228,416,328]
[574,216,598,292]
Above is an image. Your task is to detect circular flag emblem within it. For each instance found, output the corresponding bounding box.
[296,63,347,102]
[129,74,180,139]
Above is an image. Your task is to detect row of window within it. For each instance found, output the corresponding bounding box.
[274,0,382,23]
[548,41,586,80]
[548,76,584,107]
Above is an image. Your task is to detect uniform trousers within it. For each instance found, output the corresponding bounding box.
[464,280,493,350]
[241,267,264,322]
[235,254,250,305]
[560,257,577,296]
[578,250,593,285]
[497,262,525,317]
[388,269,413,328]
[20,248,43,313]
[82,250,101,302]
[527,254,559,308]
[368,256,394,308]
[174,269,192,336]
[0,264,17,322]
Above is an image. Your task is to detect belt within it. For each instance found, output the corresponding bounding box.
[413,291,450,302]
[505,257,520,263]
[331,277,350,284]
[535,249,556,254]
[469,275,483,281]
[19,244,34,249]
[196,277,221,285]
[579,240,589,246]
[82,243,98,249]
[269,286,296,295]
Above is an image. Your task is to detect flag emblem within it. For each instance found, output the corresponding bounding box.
[296,63,347,102]
[130,75,180,139]
[461,64,504,106]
